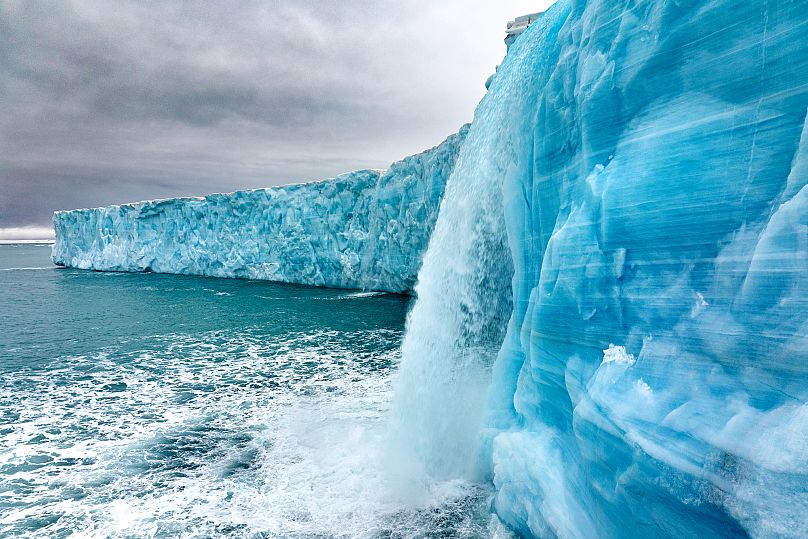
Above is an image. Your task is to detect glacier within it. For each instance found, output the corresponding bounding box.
[392,1,808,538]
[52,127,467,293]
[49,0,808,536]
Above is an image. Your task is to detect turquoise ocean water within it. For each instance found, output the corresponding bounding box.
[0,244,493,538]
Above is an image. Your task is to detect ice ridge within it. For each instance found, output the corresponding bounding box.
[52,127,468,293]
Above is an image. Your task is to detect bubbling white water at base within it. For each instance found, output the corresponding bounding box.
[1,326,508,538]
[89,378,489,538]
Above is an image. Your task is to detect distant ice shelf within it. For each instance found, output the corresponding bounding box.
[52,127,468,293]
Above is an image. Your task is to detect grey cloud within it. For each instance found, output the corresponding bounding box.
[0,0,541,232]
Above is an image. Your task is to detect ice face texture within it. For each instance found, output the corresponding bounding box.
[392,1,807,537]
[52,128,467,293]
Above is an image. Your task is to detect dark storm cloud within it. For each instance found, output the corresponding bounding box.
[0,0,542,233]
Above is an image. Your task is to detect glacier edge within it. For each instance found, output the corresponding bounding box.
[52,127,468,293]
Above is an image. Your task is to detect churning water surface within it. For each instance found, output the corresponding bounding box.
[0,244,501,538]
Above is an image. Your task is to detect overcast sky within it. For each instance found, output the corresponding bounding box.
[0,0,554,239]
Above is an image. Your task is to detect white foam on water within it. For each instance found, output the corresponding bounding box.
[0,327,497,538]
[341,291,385,298]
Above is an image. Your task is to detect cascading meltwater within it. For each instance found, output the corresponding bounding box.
[387,2,571,492]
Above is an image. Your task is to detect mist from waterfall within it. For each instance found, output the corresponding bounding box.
[386,3,571,496]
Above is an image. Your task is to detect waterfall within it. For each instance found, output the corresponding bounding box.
[386,3,572,494]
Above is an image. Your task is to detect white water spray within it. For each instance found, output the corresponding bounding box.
[386,13,565,492]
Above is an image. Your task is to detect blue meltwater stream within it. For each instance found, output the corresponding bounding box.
[0,244,502,538]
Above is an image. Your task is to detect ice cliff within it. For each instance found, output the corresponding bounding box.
[393,1,808,538]
[52,127,467,293]
[52,0,808,535]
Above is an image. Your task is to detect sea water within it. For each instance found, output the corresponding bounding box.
[0,244,498,538]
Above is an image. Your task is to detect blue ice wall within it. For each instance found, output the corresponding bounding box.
[488,2,808,537]
[52,127,467,293]
[392,1,807,537]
